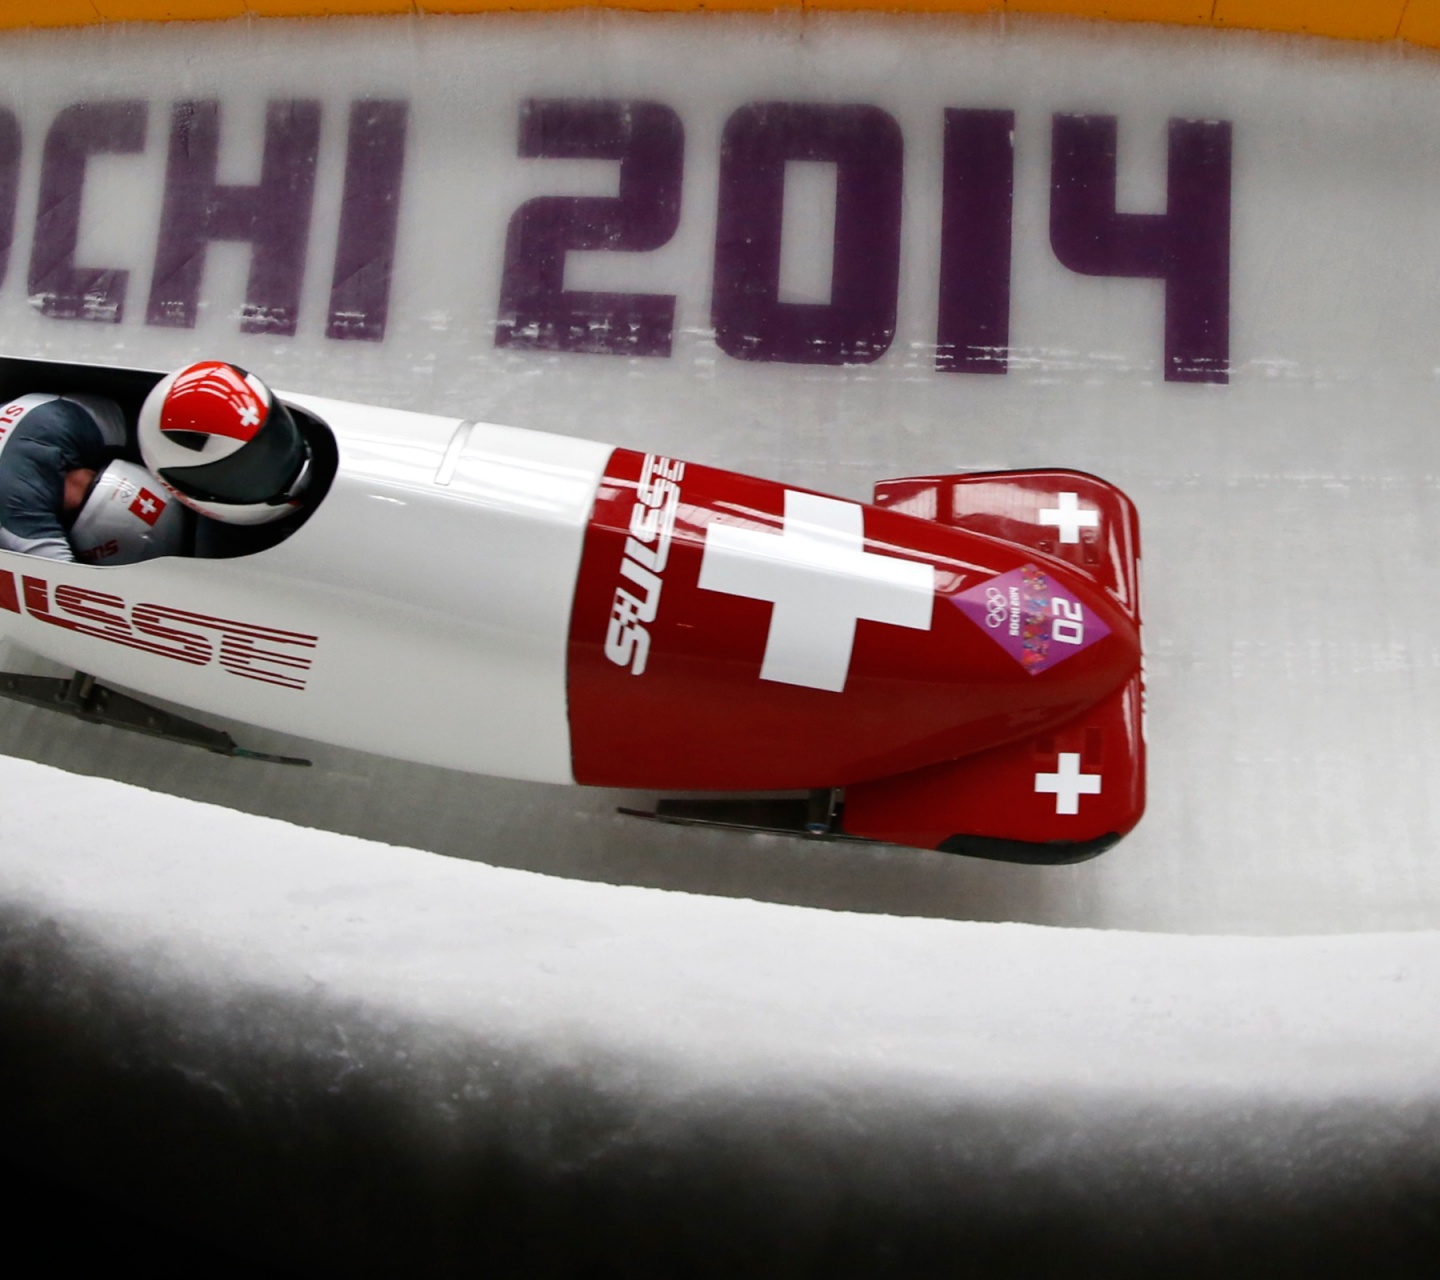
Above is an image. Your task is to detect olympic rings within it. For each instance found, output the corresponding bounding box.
[984,585,1008,628]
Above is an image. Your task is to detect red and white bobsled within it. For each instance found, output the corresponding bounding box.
[0,356,1143,863]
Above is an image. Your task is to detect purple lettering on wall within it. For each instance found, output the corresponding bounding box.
[495,99,683,357]
[1050,114,1232,384]
[712,103,902,365]
[0,110,19,292]
[147,99,321,336]
[937,108,1014,375]
[327,100,408,343]
[27,101,147,324]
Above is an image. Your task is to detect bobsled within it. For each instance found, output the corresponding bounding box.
[0,355,1143,863]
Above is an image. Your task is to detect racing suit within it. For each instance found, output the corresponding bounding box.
[0,394,125,561]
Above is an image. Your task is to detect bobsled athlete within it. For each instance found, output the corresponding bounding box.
[138,360,313,527]
[0,391,189,565]
[0,391,131,561]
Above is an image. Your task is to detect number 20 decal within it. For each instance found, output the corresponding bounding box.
[1052,595,1085,645]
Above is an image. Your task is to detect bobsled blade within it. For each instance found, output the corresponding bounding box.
[839,670,1144,862]
[0,671,311,766]
[621,789,867,842]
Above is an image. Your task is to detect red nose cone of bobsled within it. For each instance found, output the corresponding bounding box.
[567,452,1139,793]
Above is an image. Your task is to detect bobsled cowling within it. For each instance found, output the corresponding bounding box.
[0,356,1144,861]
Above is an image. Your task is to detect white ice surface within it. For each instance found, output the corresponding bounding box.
[2,751,1438,1266]
[7,750,1439,1095]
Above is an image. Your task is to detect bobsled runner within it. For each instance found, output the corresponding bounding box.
[0,355,1143,863]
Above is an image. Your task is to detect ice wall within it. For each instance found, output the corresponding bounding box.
[3,751,1438,1272]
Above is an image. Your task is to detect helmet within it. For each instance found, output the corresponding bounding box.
[138,361,311,526]
[69,460,188,565]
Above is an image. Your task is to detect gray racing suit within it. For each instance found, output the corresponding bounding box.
[0,394,127,561]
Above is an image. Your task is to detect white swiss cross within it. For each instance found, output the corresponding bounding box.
[698,490,936,692]
[1038,491,1099,544]
[1035,753,1102,815]
[238,405,261,428]
[138,496,156,515]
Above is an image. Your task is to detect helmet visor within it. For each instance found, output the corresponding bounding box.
[160,399,308,506]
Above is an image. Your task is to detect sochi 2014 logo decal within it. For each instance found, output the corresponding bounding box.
[0,570,316,691]
[952,563,1109,675]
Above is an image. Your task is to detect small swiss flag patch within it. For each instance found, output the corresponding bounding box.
[129,488,165,527]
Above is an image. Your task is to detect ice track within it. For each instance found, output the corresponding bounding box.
[2,12,1440,1271]
[4,753,1440,1273]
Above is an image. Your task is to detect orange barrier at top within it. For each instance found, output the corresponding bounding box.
[3,1,1440,50]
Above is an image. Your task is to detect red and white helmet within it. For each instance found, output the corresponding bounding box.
[138,361,311,526]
